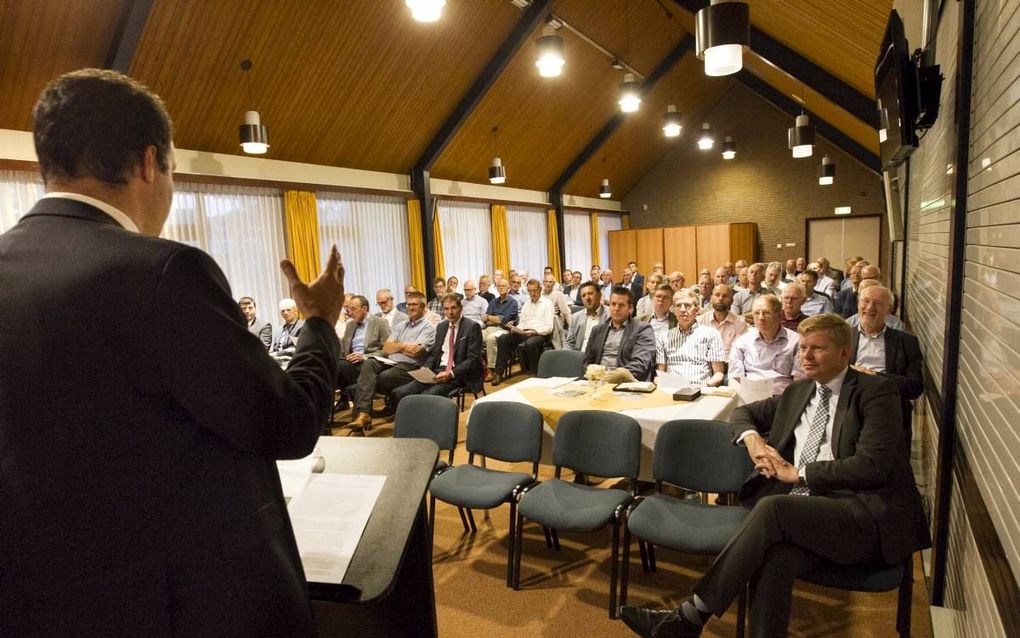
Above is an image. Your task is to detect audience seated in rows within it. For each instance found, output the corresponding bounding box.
[482,279,519,380]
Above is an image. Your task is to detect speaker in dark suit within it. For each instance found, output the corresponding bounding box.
[391,307,484,406]
[0,69,342,637]
[622,315,929,638]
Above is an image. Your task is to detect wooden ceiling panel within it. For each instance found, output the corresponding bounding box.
[749,0,891,97]
[129,0,520,173]
[564,53,734,199]
[0,0,129,130]
[742,55,880,156]
[430,0,690,190]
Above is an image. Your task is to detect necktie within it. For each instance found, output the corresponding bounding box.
[445,323,456,372]
[791,384,832,496]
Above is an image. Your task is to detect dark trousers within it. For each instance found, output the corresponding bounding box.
[495,332,546,374]
[390,378,459,408]
[336,359,361,389]
[354,358,417,415]
[693,493,881,638]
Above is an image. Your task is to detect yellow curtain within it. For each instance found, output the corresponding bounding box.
[406,199,427,293]
[283,190,321,283]
[432,204,445,280]
[490,204,510,273]
[622,214,631,230]
[590,212,601,267]
[546,209,562,280]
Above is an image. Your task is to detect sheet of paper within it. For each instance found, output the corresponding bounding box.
[276,450,320,499]
[528,376,578,388]
[735,376,773,404]
[655,372,690,389]
[367,355,397,366]
[288,474,387,585]
[408,367,438,384]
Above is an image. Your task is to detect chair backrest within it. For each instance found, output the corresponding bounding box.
[652,419,753,494]
[465,402,543,467]
[394,395,459,462]
[536,349,585,378]
[553,410,641,480]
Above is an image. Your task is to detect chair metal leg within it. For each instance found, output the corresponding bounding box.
[897,557,914,637]
[638,540,650,573]
[620,523,632,608]
[466,508,477,533]
[542,526,553,549]
[609,520,621,618]
[647,542,657,572]
[428,495,436,537]
[551,528,560,551]
[506,500,517,587]
[456,507,470,533]
[736,586,747,638]
[512,512,525,590]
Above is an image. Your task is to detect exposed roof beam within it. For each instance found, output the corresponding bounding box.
[550,35,695,193]
[736,70,881,174]
[670,0,879,129]
[105,0,155,73]
[414,0,552,172]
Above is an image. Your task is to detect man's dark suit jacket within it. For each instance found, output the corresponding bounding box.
[730,369,931,564]
[582,318,657,381]
[423,317,484,392]
[0,198,339,636]
[631,272,645,293]
[248,317,273,349]
[850,326,923,444]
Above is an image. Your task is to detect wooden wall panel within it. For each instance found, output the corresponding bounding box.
[608,229,636,278]
[635,228,664,278]
[728,223,758,264]
[695,223,730,274]
[663,225,697,279]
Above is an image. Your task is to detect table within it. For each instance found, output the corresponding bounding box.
[473,378,738,480]
[308,437,439,638]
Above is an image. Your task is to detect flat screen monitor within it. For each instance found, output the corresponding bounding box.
[875,10,919,170]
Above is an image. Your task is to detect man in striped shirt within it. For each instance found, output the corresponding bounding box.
[656,289,726,387]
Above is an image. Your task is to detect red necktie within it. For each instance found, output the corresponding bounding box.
[445,323,456,372]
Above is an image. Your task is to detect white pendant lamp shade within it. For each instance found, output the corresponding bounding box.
[695,0,750,77]
[721,136,736,160]
[599,178,612,199]
[239,110,269,155]
[662,104,682,137]
[489,157,506,184]
[819,155,835,185]
[535,31,565,77]
[618,73,641,113]
[697,122,715,150]
[788,113,815,158]
[406,0,445,22]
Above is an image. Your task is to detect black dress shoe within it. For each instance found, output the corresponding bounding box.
[619,607,703,638]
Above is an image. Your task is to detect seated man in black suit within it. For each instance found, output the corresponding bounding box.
[583,286,656,381]
[851,284,923,446]
[622,314,930,638]
[391,293,483,406]
[1,69,342,636]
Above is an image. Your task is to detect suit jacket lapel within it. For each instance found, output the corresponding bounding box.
[831,370,858,455]
[776,381,814,452]
[884,328,898,372]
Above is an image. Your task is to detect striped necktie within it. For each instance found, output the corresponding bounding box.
[791,384,831,496]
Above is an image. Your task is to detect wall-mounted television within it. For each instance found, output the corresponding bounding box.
[875,10,920,170]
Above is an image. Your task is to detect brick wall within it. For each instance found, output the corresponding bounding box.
[622,82,889,274]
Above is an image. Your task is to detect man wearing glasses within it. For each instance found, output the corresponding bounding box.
[729,294,803,396]
[656,289,726,387]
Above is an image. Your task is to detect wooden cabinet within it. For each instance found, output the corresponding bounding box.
[609,222,757,279]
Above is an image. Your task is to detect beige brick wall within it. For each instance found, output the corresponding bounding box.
[622,82,889,275]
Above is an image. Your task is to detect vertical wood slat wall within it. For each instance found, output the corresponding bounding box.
[609,223,757,281]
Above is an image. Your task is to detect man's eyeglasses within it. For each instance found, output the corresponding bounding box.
[674,302,696,310]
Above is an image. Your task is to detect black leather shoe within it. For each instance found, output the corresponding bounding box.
[619,607,703,638]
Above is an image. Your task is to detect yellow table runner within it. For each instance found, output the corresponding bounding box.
[518,384,678,428]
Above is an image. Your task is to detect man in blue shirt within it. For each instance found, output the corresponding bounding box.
[482,278,519,382]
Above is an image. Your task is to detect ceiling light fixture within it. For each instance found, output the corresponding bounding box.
[618,73,641,113]
[695,0,750,77]
[788,113,815,158]
[238,59,268,155]
[697,122,715,150]
[488,126,506,185]
[599,178,612,199]
[662,104,682,137]
[721,136,736,159]
[406,0,445,22]
[819,155,836,185]
[535,24,565,77]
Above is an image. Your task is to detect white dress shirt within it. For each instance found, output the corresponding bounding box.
[791,368,849,466]
[42,193,139,232]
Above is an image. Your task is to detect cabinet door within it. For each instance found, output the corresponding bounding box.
[696,224,731,273]
[608,230,636,277]
[663,226,697,279]
[635,228,664,278]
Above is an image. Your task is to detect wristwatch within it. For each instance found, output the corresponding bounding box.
[796,475,808,489]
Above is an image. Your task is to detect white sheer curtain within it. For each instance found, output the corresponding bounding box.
[316,193,411,300]
[0,170,44,232]
[598,213,623,269]
[507,205,547,278]
[564,211,593,275]
[162,183,288,323]
[437,200,492,282]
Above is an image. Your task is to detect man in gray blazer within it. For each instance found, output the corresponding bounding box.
[564,281,606,351]
[622,315,930,638]
[239,296,272,349]
[337,294,392,391]
[582,286,656,381]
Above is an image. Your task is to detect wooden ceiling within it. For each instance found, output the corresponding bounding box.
[0,0,891,199]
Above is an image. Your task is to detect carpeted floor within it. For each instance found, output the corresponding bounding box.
[328,376,933,638]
